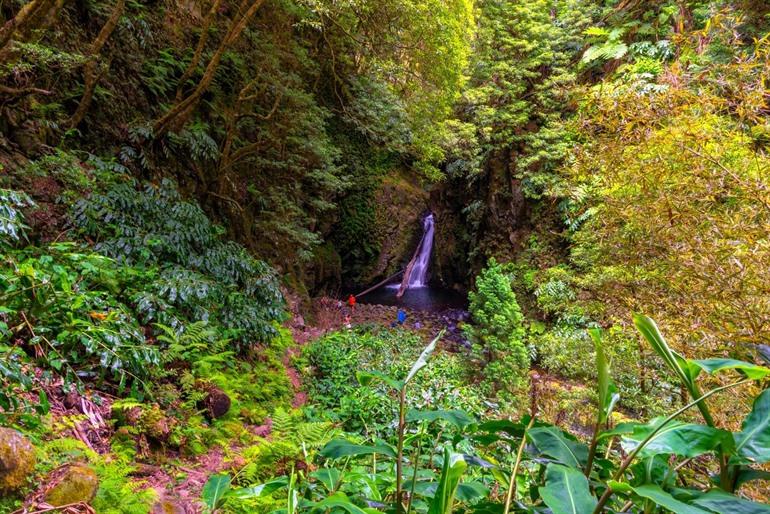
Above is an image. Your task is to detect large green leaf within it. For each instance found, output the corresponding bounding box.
[477,419,527,438]
[692,489,770,514]
[632,485,711,514]
[405,330,444,384]
[313,492,378,514]
[310,468,341,492]
[427,448,467,514]
[621,418,734,458]
[734,468,770,490]
[455,481,488,502]
[320,439,397,459]
[734,388,770,463]
[356,370,403,390]
[691,359,770,380]
[406,409,475,430]
[539,464,597,514]
[634,314,699,387]
[528,426,588,468]
[201,474,231,511]
[589,328,620,424]
[229,477,289,499]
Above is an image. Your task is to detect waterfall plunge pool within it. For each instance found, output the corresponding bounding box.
[356,285,467,312]
[351,212,467,312]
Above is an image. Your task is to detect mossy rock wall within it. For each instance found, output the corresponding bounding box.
[359,171,429,285]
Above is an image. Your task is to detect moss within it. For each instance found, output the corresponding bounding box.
[0,427,35,493]
[45,464,99,506]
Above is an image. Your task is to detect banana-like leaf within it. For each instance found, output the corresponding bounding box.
[734,468,770,490]
[313,492,379,514]
[589,328,620,424]
[632,485,711,514]
[406,409,475,430]
[455,481,488,502]
[528,426,589,468]
[691,359,770,380]
[405,330,445,384]
[477,419,527,438]
[427,448,467,514]
[310,468,341,492]
[634,314,699,387]
[692,489,770,513]
[320,439,397,459]
[734,388,770,464]
[620,418,734,458]
[230,477,289,499]
[356,370,403,390]
[201,474,231,511]
[539,463,597,514]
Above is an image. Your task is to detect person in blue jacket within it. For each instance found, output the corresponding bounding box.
[397,309,407,325]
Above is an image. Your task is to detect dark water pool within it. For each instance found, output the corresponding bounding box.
[356,284,467,312]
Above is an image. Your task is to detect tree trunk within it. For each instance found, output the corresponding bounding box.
[175,0,223,102]
[0,0,50,55]
[36,0,67,36]
[153,0,265,137]
[69,0,125,129]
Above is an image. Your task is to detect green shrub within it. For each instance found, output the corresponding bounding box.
[465,258,529,398]
[72,179,284,346]
[305,328,483,433]
[0,243,159,394]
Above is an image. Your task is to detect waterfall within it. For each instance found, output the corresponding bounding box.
[407,213,434,288]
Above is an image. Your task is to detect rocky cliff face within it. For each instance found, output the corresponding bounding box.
[429,147,535,290]
[363,172,429,284]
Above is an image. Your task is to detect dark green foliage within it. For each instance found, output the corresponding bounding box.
[72,179,284,345]
[0,243,159,394]
[219,319,770,514]
[0,188,34,245]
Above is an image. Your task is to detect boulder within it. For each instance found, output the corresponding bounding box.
[0,427,36,492]
[202,386,231,419]
[45,464,98,506]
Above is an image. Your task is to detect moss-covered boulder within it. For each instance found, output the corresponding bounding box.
[45,464,98,506]
[0,427,35,492]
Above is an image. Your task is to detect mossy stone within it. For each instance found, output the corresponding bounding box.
[0,427,35,492]
[45,464,99,506]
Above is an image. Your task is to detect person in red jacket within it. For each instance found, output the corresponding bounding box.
[347,294,356,314]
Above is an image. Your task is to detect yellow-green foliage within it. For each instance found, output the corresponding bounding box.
[567,55,770,358]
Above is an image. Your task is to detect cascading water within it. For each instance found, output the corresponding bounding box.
[406,213,434,288]
[357,211,466,312]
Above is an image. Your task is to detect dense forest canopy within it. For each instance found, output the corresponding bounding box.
[1,0,770,513]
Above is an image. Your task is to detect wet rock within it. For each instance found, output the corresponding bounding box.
[0,428,36,492]
[45,464,98,506]
[202,386,231,419]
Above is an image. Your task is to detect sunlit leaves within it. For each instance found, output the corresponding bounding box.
[733,389,770,464]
